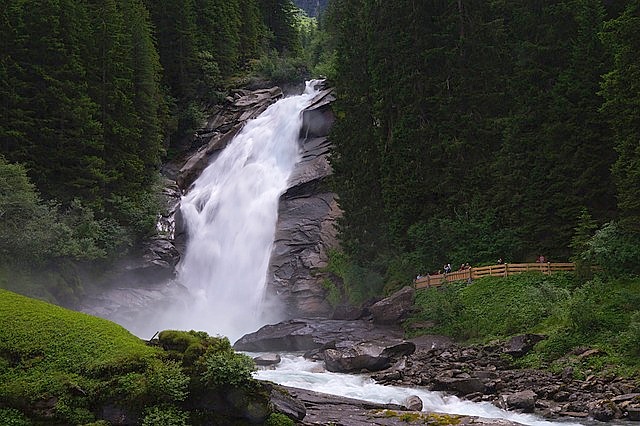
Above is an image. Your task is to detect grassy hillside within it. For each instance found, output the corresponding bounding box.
[406,273,640,377]
[0,289,275,425]
[0,289,167,424]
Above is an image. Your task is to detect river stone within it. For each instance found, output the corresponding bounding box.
[253,353,282,366]
[589,399,622,421]
[323,341,416,373]
[502,390,537,413]
[433,375,485,395]
[502,334,546,357]
[404,395,423,411]
[265,383,306,421]
[627,404,640,421]
[234,318,404,352]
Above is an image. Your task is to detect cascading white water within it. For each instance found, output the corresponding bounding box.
[157,81,322,341]
[254,354,589,426]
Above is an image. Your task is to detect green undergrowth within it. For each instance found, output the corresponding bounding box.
[0,288,165,423]
[0,289,270,425]
[406,272,640,377]
[377,410,462,424]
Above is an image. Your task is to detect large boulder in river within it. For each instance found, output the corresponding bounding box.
[233,318,404,352]
[323,341,416,373]
[370,286,416,324]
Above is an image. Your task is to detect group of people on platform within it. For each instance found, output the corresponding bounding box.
[415,262,471,280]
[415,254,550,282]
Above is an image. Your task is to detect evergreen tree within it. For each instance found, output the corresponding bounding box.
[259,0,301,53]
[239,0,268,63]
[145,0,199,102]
[0,0,105,204]
[600,0,640,232]
[195,0,241,76]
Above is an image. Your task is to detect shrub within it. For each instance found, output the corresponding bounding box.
[200,351,256,389]
[141,405,188,426]
[265,412,295,426]
[323,249,385,305]
[582,222,640,277]
[249,50,308,83]
[0,408,30,426]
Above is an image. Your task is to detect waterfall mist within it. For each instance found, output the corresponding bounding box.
[154,81,321,342]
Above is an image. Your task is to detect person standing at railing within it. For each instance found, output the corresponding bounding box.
[536,254,546,263]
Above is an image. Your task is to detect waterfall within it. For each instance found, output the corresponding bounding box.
[158,81,321,341]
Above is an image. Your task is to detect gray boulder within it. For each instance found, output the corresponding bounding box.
[433,375,485,395]
[253,353,282,366]
[404,395,423,411]
[233,318,404,352]
[266,383,306,421]
[500,390,537,413]
[589,399,622,422]
[323,341,416,373]
[503,334,546,357]
[370,286,415,324]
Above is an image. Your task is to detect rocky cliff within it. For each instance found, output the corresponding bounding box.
[82,82,339,326]
[268,85,339,318]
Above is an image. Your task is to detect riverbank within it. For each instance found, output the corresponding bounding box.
[380,335,640,422]
[237,317,639,423]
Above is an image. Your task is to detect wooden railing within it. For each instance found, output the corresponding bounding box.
[414,262,575,289]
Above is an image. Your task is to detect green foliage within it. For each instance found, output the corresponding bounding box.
[249,50,309,83]
[0,289,169,423]
[321,279,342,307]
[409,273,573,341]
[141,404,189,426]
[582,222,640,277]
[265,412,295,426]
[621,311,640,359]
[0,290,274,423]
[0,409,30,426]
[259,0,301,54]
[0,158,132,266]
[326,0,629,286]
[200,350,256,389]
[600,0,640,232]
[323,249,385,305]
[409,273,640,374]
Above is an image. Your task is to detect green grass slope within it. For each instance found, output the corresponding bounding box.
[0,289,168,424]
[407,272,640,377]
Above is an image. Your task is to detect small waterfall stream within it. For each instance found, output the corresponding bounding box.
[155,81,322,341]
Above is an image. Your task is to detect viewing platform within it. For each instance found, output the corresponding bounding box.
[414,262,576,289]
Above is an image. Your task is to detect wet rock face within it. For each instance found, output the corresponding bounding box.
[266,86,340,318]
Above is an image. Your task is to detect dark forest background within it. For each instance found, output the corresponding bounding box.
[1,0,639,304]
[322,0,640,293]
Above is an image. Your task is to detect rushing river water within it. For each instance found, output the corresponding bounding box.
[254,353,600,426]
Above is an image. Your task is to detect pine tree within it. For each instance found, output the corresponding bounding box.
[1,0,105,204]
[259,0,301,53]
[600,0,640,232]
